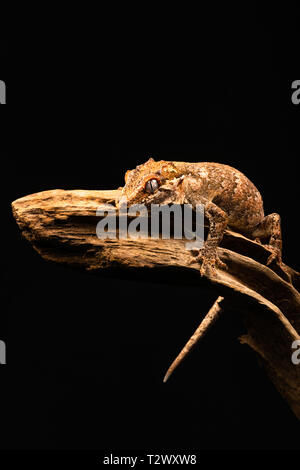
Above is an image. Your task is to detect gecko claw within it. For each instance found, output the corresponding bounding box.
[266,245,283,267]
[190,247,227,276]
[265,247,292,283]
[266,252,277,266]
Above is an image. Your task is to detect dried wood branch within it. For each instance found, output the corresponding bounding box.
[163,296,224,383]
[11,189,300,420]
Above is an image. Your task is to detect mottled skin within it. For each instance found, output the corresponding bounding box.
[116,158,283,275]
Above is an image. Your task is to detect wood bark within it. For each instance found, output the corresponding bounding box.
[163,296,225,383]
[11,189,300,419]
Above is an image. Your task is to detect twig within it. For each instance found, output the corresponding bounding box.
[163,296,224,382]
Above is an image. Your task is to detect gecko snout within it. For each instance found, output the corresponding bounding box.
[116,196,128,208]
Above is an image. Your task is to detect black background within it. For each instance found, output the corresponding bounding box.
[1,4,300,457]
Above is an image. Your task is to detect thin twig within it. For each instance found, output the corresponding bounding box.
[163,296,224,382]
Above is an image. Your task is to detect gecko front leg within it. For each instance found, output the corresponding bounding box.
[181,176,228,275]
[194,201,228,275]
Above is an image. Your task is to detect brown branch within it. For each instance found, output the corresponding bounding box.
[163,296,224,383]
[11,189,300,420]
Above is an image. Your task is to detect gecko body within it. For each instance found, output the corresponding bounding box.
[116,158,284,275]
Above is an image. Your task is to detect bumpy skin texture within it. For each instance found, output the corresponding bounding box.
[116,158,283,275]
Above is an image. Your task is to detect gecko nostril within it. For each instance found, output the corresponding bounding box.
[118,196,128,207]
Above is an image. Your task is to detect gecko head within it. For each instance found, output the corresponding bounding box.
[116,158,185,208]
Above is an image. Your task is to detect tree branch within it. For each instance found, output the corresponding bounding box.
[12,189,300,420]
[163,296,225,383]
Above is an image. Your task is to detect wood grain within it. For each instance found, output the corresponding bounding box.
[12,189,300,419]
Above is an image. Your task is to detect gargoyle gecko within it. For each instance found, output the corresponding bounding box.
[116,158,284,276]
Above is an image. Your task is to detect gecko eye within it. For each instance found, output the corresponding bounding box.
[145,179,159,194]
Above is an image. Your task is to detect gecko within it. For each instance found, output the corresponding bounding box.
[116,158,285,276]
